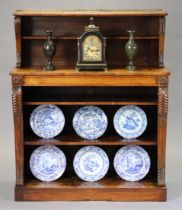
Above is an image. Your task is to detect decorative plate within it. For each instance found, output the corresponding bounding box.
[113,105,147,139]
[30,105,65,139]
[73,106,108,140]
[114,145,151,181]
[73,146,109,182]
[30,145,66,182]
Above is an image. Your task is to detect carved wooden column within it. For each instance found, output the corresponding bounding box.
[157,76,168,186]
[12,75,24,186]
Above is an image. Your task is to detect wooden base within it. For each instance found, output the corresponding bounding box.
[76,62,107,71]
[15,178,167,201]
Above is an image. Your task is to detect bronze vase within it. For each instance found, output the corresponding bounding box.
[125,30,138,70]
[43,30,56,71]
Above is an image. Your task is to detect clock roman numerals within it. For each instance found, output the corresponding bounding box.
[82,35,102,61]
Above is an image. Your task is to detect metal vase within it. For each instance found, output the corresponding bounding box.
[124,30,138,70]
[43,30,56,71]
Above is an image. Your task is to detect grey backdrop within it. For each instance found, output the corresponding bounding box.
[0,0,181,209]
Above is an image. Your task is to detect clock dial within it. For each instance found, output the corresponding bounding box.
[82,35,102,62]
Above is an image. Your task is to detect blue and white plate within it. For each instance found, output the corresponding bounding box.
[73,106,108,140]
[30,145,66,182]
[30,105,65,139]
[114,145,151,181]
[73,146,109,182]
[113,105,147,139]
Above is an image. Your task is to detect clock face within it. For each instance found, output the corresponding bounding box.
[82,35,102,62]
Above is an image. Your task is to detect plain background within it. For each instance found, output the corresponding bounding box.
[0,0,181,209]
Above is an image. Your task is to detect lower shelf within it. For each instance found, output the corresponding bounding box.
[15,177,167,201]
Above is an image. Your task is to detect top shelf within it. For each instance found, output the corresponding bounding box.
[22,36,159,40]
[14,9,168,17]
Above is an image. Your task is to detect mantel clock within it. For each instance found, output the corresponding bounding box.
[76,17,107,70]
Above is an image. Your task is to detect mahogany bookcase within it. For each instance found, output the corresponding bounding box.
[11,10,170,201]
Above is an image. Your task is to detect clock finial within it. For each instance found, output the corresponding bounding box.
[85,17,99,31]
[90,17,94,25]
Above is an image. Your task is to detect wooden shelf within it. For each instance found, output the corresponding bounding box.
[23,101,158,106]
[15,177,166,201]
[22,87,158,105]
[14,9,168,17]
[22,35,159,40]
[24,177,157,188]
[11,67,170,76]
[24,134,157,146]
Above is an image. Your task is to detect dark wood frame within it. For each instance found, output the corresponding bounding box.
[11,10,170,202]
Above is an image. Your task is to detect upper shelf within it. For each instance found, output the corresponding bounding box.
[23,101,157,106]
[22,86,158,105]
[22,36,159,40]
[14,9,168,17]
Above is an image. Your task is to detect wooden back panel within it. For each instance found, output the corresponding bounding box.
[21,16,159,36]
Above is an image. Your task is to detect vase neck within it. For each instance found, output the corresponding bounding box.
[46,31,53,40]
[129,33,134,39]
[128,31,135,40]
